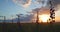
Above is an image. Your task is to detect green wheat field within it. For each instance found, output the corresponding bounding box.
[0,22,60,32]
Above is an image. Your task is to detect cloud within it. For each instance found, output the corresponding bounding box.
[35,0,48,7]
[12,14,34,23]
[32,7,50,15]
[12,0,60,22]
[34,0,60,10]
[13,0,32,8]
[22,0,32,8]
[54,0,60,11]
[47,0,60,10]
[28,7,50,22]
[51,0,60,6]
[12,0,48,8]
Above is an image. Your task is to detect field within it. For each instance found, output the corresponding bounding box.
[0,22,60,32]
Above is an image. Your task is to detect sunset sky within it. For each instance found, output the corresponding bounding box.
[0,0,60,22]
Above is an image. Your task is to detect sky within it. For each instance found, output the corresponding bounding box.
[0,0,43,19]
[0,0,60,22]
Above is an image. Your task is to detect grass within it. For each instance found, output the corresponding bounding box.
[0,22,60,32]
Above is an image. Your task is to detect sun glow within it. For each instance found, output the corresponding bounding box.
[39,14,50,22]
